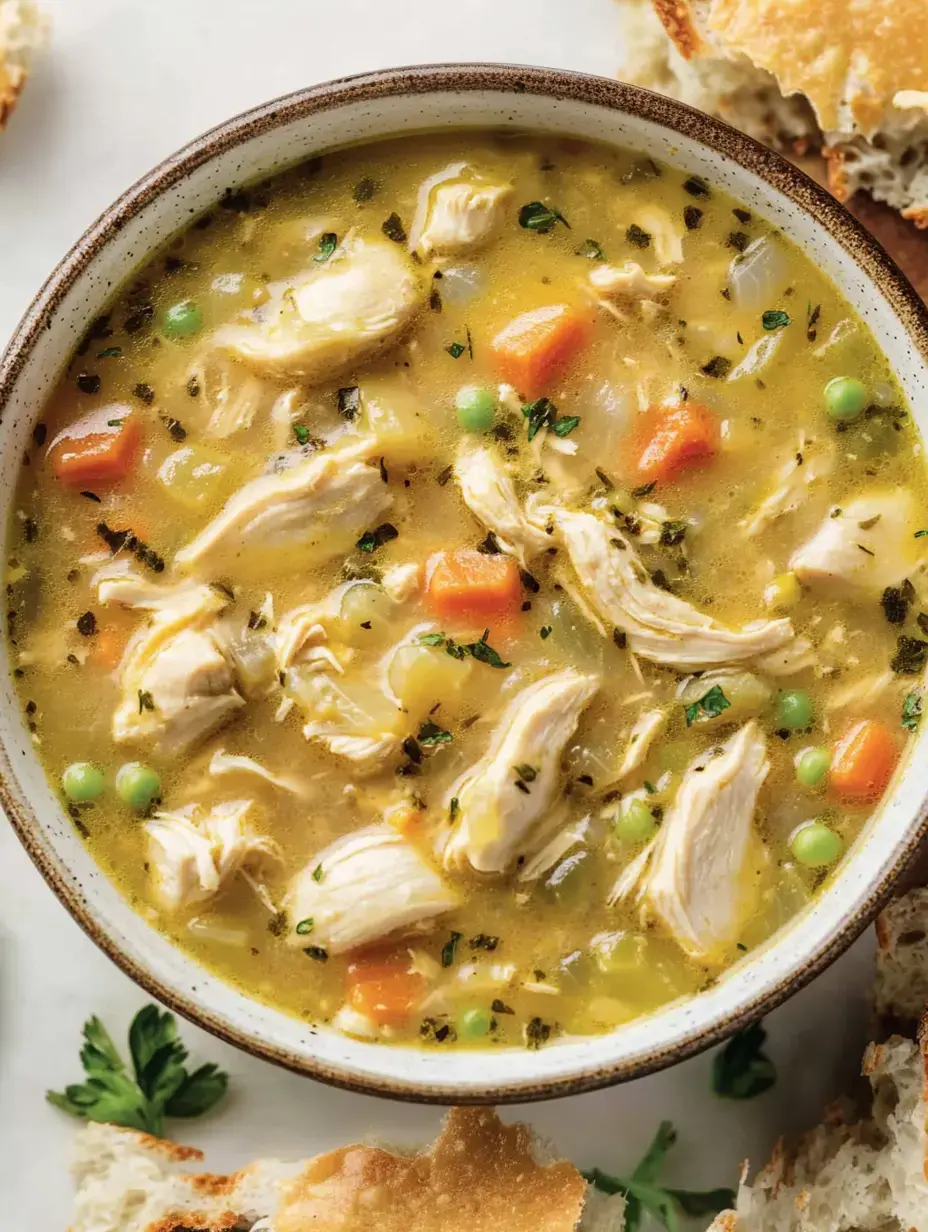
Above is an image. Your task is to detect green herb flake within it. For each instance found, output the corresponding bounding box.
[446,341,466,359]
[304,946,329,962]
[513,763,538,782]
[441,930,462,968]
[540,625,553,640]
[313,232,338,263]
[659,520,687,547]
[418,720,453,747]
[311,864,324,883]
[381,212,407,244]
[892,635,928,675]
[518,201,569,232]
[46,1004,228,1136]
[626,223,651,249]
[524,1017,552,1049]
[902,691,923,732]
[631,481,656,499]
[449,796,459,821]
[701,355,732,379]
[712,1020,777,1099]
[915,529,928,539]
[293,424,311,446]
[762,309,792,331]
[96,347,123,359]
[418,632,446,647]
[577,238,605,260]
[552,414,580,438]
[295,918,314,936]
[137,690,155,714]
[468,631,511,669]
[684,684,731,726]
[356,523,399,553]
[353,177,377,204]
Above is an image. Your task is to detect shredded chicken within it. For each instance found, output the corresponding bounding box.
[740,437,836,536]
[408,163,512,258]
[207,749,311,797]
[95,566,244,756]
[441,670,600,875]
[790,489,923,594]
[616,707,668,780]
[634,206,684,265]
[286,823,459,955]
[551,509,797,671]
[175,439,391,572]
[588,262,676,311]
[211,235,425,381]
[146,800,278,910]
[287,671,402,769]
[382,561,422,603]
[644,722,769,960]
[454,439,551,566]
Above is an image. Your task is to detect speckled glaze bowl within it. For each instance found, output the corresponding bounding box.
[2,65,928,1104]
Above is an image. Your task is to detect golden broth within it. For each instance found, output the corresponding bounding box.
[8,132,926,1049]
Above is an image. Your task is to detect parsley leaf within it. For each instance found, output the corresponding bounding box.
[552,414,580,438]
[418,632,446,646]
[468,631,511,669]
[47,1005,228,1136]
[577,238,605,260]
[356,523,399,553]
[441,931,462,967]
[293,424,311,446]
[626,223,651,249]
[903,690,923,732]
[583,1120,735,1232]
[417,630,510,668]
[313,232,338,263]
[519,201,570,232]
[762,309,792,331]
[418,720,452,746]
[712,1020,777,1100]
[684,684,731,726]
[446,341,466,358]
[522,397,579,441]
[892,635,928,675]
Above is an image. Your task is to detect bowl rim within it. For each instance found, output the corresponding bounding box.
[3,61,928,1104]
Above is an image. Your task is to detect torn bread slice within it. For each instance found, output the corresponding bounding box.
[0,0,48,129]
[706,886,928,1231]
[618,0,928,226]
[70,1108,626,1232]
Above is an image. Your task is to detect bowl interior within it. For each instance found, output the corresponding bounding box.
[3,66,928,1102]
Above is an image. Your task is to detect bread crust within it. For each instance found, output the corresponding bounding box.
[649,0,703,59]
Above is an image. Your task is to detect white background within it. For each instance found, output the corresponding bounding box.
[0,1,877,1224]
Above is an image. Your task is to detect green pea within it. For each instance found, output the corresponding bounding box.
[796,746,830,788]
[61,762,105,803]
[454,385,496,433]
[115,762,162,811]
[777,689,813,730]
[790,821,843,867]
[615,798,658,843]
[824,376,867,422]
[163,300,204,339]
[458,1007,494,1038]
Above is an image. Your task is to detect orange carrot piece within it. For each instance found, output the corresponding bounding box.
[50,409,141,489]
[92,625,131,672]
[426,550,522,622]
[346,956,426,1027]
[634,401,719,484]
[490,303,590,397]
[830,720,900,803]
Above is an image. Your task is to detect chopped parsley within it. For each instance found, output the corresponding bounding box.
[381,212,407,243]
[626,223,651,249]
[446,341,466,358]
[137,690,155,713]
[892,635,928,675]
[469,934,499,951]
[417,720,452,747]
[762,309,792,331]
[352,177,377,203]
[524,1017,552,1049]
[449,796,459,821]
[631,481,656,499]
[701,355,732,379]
[356,523,399,553]
[417,629,510,668]
[337,385,360,420]
[881,580,914,625]
[727,230,750,252]
[441,931,462,967]
[160,415,187,442]
[684,684,731,726]
[903,691,923,732]
[540,625,552,640]
[295,918,314,936]
[518,201,569,232]
[311,863,324,883]
[133,382,155,405]
[806,302,821,341]
[303,946,328,962]
[712,1020,777,1099]
[576,238,605,260]
[76,611,97,637]
[659,520,687,547]
[522,396,580,441]
[293,424,311,446]
[313,232,338,263]
[683,205,703,230]
[513,763,538,782]
[683,175,710,198]
[76,373,101,395]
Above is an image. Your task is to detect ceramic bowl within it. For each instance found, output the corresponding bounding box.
[3,65,928,1104]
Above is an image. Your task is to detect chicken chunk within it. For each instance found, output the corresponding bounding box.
[285,824,459,955]
[175,440,392,574]
[789,489,923,594]
[588,262,676,310]
[146,799,278,910]
[644,722,769,960]
[740,437,835,536]
[616,707,668,780]
[95,567,244,757]
[211,235,425,382]
[552,509,797,671]
[454,439,551,567]
[408,163,511,259]
[287,671,402,769]
[441,670,600,875]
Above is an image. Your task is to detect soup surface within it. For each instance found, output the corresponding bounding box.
[9,132,927,1050]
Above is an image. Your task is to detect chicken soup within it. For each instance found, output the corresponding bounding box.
[8,132,926,1048]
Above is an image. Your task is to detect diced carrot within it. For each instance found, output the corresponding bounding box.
[346,955,426,1027]
[490,303,591,397]
[386,804,425,838]
[830,720,900,803]
[49,407,141,489]
[426,550,522,622]
[92,625,131,672]
[634,401,719,484]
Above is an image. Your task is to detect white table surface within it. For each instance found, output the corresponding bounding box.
[0,1,878,1224]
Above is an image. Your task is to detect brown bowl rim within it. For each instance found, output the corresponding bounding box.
[2,62,928,1104]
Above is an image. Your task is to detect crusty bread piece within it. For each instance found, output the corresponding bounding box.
[0,0,48,130]
[705,886,928,1232]
[69,1108,626,1232]
[618,0,928,225]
